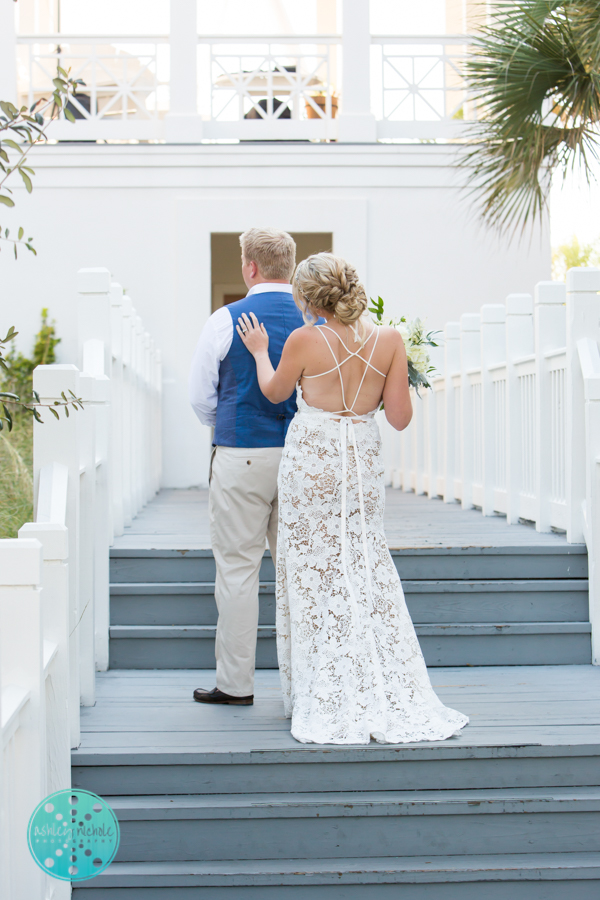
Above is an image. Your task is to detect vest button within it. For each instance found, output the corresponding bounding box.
[247,460,251,465]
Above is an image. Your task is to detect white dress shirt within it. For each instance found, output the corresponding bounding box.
[189,283,295,427]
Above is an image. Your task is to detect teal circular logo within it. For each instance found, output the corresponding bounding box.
[27,789,120,881]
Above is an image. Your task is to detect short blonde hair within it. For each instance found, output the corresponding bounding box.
[239,228,296,280]
[293,252,369,342]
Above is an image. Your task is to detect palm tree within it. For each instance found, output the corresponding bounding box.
[461,1,600,236]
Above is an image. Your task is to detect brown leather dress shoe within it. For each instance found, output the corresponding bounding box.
[193,687,254,706]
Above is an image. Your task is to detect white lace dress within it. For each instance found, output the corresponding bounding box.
[276,326,469,745]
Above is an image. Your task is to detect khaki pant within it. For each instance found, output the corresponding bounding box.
[209,445,282,696]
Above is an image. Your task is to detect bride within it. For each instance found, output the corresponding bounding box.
[237,252,468,745]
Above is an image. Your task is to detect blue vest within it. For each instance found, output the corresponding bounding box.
[214,291,305,448]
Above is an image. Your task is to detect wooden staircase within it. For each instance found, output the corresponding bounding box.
[107,545,591,668]
[71,491,600,897]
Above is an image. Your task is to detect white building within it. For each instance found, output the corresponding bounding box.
[0,0,550,487]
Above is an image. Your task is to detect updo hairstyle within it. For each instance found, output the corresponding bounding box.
[293,253,369,344]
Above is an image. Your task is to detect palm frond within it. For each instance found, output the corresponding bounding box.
[460,1,600,237]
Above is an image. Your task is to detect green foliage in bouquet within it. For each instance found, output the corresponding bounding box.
[369,296,439,394]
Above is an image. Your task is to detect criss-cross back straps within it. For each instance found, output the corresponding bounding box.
[303,325,386,416]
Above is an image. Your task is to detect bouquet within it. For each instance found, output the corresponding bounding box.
[368,296,439,394]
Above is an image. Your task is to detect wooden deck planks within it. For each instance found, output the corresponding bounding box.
[76,667,600,754]
[111,489,576,551]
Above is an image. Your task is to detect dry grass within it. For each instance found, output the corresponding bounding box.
[0,417,33,539]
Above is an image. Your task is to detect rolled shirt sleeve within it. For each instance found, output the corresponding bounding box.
[189,306,233,427]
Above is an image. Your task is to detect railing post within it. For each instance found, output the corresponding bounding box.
[459,313,481,510]
[566,267,600,543]
[534,282,566,533]
[480,304,506,516]
[505,294,534,526]
[33,365,81,748]
[78,268,112,683]
[577,338,600,665]
[166,0,203,141]
[443,322,460,503]
[121,295,134,526]
[338,0,377,142]
[426,342,445,499]
[19,519,71,796]
[0,1,17,102]
[110,283,125,537]
[0,539,45,900]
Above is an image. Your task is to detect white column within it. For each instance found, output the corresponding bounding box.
[338,0,377,142]
[480,304,506,516]
[566,267,600,543]
[33,364,82,747]
[534,282,566,533]
[443,322,460,503]
[0,539,45,900]
[459,313,481,510]
[166,0,202,142]
[0,1,17,102]
[505,294,534,526]
[19,520,71,797]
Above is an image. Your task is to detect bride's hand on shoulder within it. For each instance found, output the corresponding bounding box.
[236,312,269,357]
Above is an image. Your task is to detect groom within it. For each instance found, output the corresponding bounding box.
[189,228,304,705]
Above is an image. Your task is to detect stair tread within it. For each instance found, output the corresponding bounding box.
[109,622,592,637]
[109,579,589,593]
[106,785,600,818]
[71,852,600,887]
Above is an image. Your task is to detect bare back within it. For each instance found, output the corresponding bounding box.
[299,321,398,417]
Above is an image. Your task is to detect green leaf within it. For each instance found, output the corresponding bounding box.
[0,391,19,400]
[2,404,13,432]
[0,195,15,208]
[18,226,23,240]
[3,139,23,153]
[0,101,17,118]
[49,406,60,420]
[25,243,37,255]
[64,405,69,418]
[53,78,67,90]
[13,243,17,259]
[64,108,76,124]
[0,149,9,163]
[19,169,33,193]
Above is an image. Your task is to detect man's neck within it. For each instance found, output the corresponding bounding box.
[247,278,289,288]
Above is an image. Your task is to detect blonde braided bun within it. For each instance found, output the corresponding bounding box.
[293,253,368,342]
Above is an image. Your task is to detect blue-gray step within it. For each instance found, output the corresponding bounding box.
[72,742,600,797]
[109,621,592,668]
[109,546,588,583]
[78,788,600,862]
[71,853,600,898]
[109,579,590,626]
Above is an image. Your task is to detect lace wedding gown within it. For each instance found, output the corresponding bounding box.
[276,325,469,745]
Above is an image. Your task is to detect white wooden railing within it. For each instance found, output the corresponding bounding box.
[0,268,161,899]
[379,267,600,664]
[11,30,475,142]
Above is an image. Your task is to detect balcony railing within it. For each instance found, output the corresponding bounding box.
[14,33,475,143]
